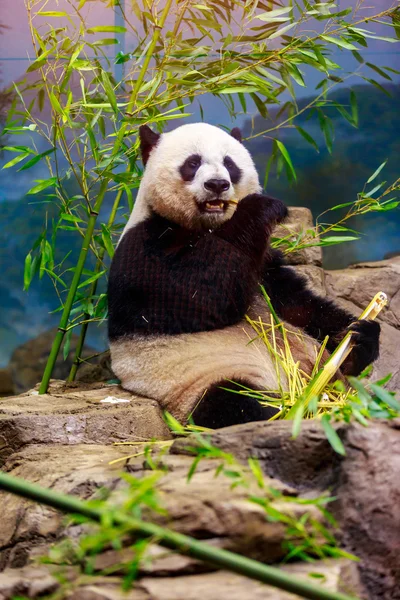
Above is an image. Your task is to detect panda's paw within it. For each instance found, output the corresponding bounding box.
[341,319,380,376]
[239,193,288,225]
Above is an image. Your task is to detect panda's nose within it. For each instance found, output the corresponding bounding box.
[204,178,230,195]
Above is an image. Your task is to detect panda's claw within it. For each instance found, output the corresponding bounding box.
[340,319,380,376]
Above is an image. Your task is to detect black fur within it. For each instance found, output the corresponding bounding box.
[109,192,379,377]
[261,250,380,376]
[139,125,161,165]
[179,154,202,182]
[230,127,243,143]
[191,380,280,428]
[223,155,242,184]
[108,194,286,338]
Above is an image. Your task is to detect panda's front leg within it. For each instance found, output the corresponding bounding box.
[215,193,288,259]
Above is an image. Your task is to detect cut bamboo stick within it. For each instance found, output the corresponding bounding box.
[286,291,388,419]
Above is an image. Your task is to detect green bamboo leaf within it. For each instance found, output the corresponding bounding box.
[295,126,319,153]
[23,253,32,291]
[320,236,358,244]
[38,10,70,16]
[250,93,268,118]
[351,50,364,64]
[101,224,115,258]
[286,63,305,87]
[320,35,358,50]
[18,148,55,172]
[2,152,31,169]
[348,377,373,406]
[27,177,57,194]
[364,181,386,198]
[2,145,34,153]
[268,22,297,39]
[61,213,85,223]
[366,62,392,81]
[92,38,119,47]
[275,140,296,181]
[123,184,134,212]
[87,25,127,34]
[367,160,387,184]
[217,86,258,94]
[77,270,107,289]
[350,91,358,127]
[256,6,293,20]
[321,415,346,456]
[49,91,65,116]
[26,57,47,73]
[369,384,400,412]
[101,71,118,114]
[363,78,392,97]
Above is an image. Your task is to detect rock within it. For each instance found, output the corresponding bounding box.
[128,454,316,564]
[0,381,171,466]
[8,328,100,394]
[0,560,361,600]
[172,420,341,492]
[333,418,400,600]
[325,257,400,330]
[0,368,14,397]
[0,565,60,599]
[76,351,114,384]
[0,444,139,570]
[293,265,326,296]
[275,207,323,267]
[178,418,400,599]
[138,560,362,600]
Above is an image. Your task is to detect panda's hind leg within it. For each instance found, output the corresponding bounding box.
[191,380,280,429]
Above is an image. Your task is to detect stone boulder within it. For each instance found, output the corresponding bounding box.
[275,207,323,267]
[0,381,399,599]
[176,418,400,599]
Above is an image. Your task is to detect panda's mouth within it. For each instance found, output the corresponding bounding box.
[198,199,229,214]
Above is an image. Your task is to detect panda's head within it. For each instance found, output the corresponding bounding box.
[128,123,262,231]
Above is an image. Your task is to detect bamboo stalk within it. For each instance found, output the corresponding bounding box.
[285,292,388,420]
[0,471,357,600]
[39,0,174,394]
[68,185,125,382]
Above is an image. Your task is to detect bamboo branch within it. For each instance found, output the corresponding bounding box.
[39,0,174,394]
[0,471,357,600]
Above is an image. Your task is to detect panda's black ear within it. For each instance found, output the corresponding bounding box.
[230,127,243,143]
[139,125,161,166]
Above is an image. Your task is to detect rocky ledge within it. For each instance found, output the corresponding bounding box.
[0,380,399,599]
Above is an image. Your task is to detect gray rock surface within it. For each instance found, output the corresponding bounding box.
[275,207,323,267]
[175,418,400,599]
[0,381,170,467]
[0,381,398,598]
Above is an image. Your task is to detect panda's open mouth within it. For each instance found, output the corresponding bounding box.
[198,199,229,214]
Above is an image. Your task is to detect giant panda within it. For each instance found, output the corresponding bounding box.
[107,123,380,429]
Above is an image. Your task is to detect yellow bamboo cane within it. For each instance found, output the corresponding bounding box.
[285,291,388,420]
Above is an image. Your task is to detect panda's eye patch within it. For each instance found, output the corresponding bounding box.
[179,154,202,182]
[223,155,241,184]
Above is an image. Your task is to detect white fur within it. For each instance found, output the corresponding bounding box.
[110,296,321,422]
[121,123,261,237]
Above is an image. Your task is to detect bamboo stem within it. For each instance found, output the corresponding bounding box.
[68,185,125,382]
[0,471,357,600]
[285,292,388,420]
[39,0,174,394]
